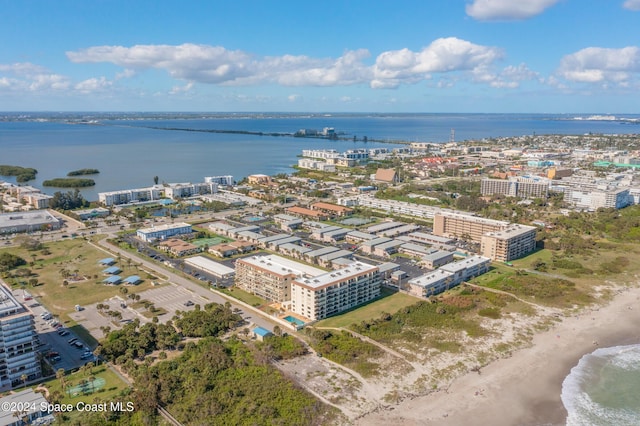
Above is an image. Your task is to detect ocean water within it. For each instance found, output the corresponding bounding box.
[1,113,639,201]
[562,344,640,426]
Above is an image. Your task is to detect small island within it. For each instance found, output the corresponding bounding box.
[0,164,38,182]
[67,168,100,176]
[42,178,96,187]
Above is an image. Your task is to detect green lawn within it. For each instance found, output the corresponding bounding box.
[315,290,421,328]
[1,239,159,321]
[218,287,268,307]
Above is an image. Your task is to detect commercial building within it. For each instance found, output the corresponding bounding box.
[136,222,192,242]
[290,261,380,321]
[0,210,61,235]
[433,212,509,243]
[0,285,40,390]
[481,225,537,262]
[235,255,325,303]
[184,256,235,279]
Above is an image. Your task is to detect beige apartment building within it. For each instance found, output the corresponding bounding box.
[234,255,324,303]
[433,212,509,243]
[481,225,537,262]
[291,262,380,321]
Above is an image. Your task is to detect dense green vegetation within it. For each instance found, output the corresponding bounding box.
[256,334,308,360]
[0,252,26,271]
[67,168,100,176]
[351,300,488,346]
[90,306,333,426]
[43,178,95,187]
[481,273,593,308]
[306,329,383,377]
[49,189,89,210]
[135,338,334,426]
[173,303,242,337]
[0,164,37,182]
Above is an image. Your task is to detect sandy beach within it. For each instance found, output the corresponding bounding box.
[356,285,640,426]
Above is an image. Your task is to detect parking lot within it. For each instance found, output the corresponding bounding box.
[26,300,96,372]
[70,282,206,339]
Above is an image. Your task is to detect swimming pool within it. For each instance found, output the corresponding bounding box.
[283,315,305,326]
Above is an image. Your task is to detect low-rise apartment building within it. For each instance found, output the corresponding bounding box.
[136,222,192,243]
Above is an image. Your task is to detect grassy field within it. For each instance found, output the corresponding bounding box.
[315,289,421,328]
[218,287,268,307]
[1,238,160,321]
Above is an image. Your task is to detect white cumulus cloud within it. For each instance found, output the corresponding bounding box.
[372,37,503,89]
[623,0,640,11]
[558,46,640,83]
[466,0,560,21]
[66,40,509,90]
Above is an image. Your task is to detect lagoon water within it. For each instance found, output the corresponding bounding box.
[562,344,640,426]
[1,112,639,202]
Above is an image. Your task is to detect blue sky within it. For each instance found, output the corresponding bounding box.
[1,0,639,113]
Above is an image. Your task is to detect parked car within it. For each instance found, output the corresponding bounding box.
[68,338,78,345]
[73,341,85,349]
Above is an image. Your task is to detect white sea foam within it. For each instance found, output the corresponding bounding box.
[562,344,640,426]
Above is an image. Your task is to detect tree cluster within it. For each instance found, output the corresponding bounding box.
[0,252,26,271]
[133,338,332,426]
[49,189,89,210]
[0,165,37,182]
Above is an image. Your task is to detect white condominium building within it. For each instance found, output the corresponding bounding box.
[204,175,234,186]
[291,261,380,321]
[235,255,325,303]
[0,285,40,389]
[98,185,164,206]
[481,177,550,198]
[164,182,218,199]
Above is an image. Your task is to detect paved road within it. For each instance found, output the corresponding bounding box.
[92,237,280,333]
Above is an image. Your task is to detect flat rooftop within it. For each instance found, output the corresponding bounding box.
[0,210,59,228]
[0,284,24,318]
[137,222,191,233]
[185,255,235,276]
[484,224,537,239]
[295,261,378,290]
[239,254,325,278]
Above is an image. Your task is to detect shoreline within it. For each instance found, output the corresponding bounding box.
[356,284,640,426]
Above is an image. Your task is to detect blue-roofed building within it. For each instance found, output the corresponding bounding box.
[253,326,273,341]
[99,257,115,266]
[102,266,122,275]
[103,275,122,285]
[123,275,141,285]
